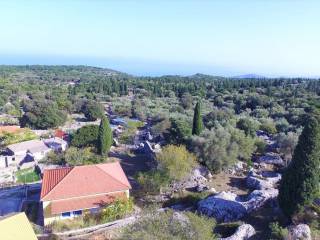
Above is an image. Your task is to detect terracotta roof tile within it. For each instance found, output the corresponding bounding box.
[41,162,131,201]
[40,167,73,199]
[50,192,126,214]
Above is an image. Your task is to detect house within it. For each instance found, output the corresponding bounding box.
[43,137,68,152]
[0,212,38,240]
[0,139,51,168]
[40,162,131,225]
[54,129,68,140]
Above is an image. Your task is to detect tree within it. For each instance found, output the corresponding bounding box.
[278,117,320,218]
[192,101,203,135]
[236,117,259,137]
[97,116,113,155]
[168,117,192,144]
[156,145,196,181]
[190,125,255,173]
[20,99,67,129]
[82,101,104,121]
[71,125,99,148]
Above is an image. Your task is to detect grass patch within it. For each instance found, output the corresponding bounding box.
[15,168,40,183]
[119,120,144,145]
[163,190,212,208]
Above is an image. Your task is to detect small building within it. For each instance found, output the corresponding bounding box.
[40,162,131,225]
[43,137,68,152]
[0,139,51,168]
[0,212,38,240]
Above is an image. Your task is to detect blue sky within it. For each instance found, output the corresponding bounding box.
[0,0,319,76]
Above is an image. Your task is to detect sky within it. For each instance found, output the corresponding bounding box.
[0,0,319,77]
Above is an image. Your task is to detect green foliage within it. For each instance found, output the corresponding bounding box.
[97,117,113,155]
[279,117,320,218]
[119,119,144,144]
[136,170,170,194]
[268,222,288,240]
[64,147,106,166]
[21,99,67,129]
[190,125,256,173]
[168,117,192,144]
[97,198,134,223]
[82,101,104,121]
[71,125,99,148]
[236,117,260,136]
[192,101,203,135]
[156,145,196,181]
[260,118,277,135]
[120,209,216,240]
[0,128,37,146]
[15,168,40,183]
[50,198,133,232]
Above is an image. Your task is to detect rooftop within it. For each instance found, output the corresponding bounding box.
[41,161,131,201]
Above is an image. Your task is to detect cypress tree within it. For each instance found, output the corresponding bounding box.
[192,101,203,135]
[278,116,320,218]
[98,116,113,155]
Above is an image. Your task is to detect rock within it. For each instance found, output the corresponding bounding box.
[198,189,278,222]
[246,170,281,190]
[288,224,311,240]
[220,224,256,240]
[209,187,217,193]
[258,152,284,166]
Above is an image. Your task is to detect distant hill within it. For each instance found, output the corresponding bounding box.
[233,74,266,79]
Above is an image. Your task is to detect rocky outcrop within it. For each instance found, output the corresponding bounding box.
[257,152,284,166]
[288,224,311,240]
[220,224,256,240]
[168,167,211,193]
[246,170,281,190]
[198,188,278,222]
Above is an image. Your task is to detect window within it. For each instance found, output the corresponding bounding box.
[61,212,71,218]
[73,210,82,216]
[12,157,15,161]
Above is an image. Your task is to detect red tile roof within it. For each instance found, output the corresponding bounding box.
[54,129,67,139]
[41,162,131,201]
[50,192,126,214]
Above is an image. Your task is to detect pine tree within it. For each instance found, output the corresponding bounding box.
[278,116,320,218]
[192,101,203,135]
[98,116,113,155]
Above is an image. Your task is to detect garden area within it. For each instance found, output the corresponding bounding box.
[15,167,40,183]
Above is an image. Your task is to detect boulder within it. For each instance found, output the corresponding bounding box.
[220,224,256,240]
[198,189,278,222]
[246,170,281,190]
[288,224,311,240]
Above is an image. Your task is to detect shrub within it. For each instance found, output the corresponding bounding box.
[136,170,170,194]
[156,145,196,181]
[71,125,99,148]
[120,209,216,240]
[269,222,288,240]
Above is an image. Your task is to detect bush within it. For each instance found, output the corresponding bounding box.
[82,101,104,121]
[120,209,216,240]
[136,170,170,194]
[156,145,196,181]
[71,125,99,148]
[269,222,288,240]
